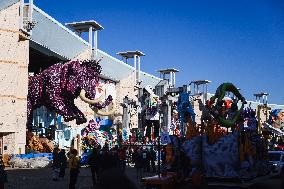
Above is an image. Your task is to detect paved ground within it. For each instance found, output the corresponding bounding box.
[3,166,283,189]
[5,167,93,189]
[4,166,156,189]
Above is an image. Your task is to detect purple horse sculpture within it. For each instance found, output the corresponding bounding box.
[27,60,112,129]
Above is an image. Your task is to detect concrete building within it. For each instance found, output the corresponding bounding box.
[0,0,29,155]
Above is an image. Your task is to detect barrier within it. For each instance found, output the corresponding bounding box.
[13,153,53,160]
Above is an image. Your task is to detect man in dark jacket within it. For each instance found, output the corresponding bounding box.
[58,149,67,179]
[149,147,156,173]
[118,147,126,172]
[88,147,100,186]
[52,147,60,181]
[0,155,7,189]
[134,149,144,180]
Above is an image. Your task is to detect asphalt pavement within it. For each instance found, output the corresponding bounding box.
[3,166,283,189]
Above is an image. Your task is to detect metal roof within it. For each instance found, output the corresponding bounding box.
[29,4,161,86]
[31,5,89,59]
[97,49,161,86]
[65,20,104,32]
[0,0,18,11]
[140,71,161,88]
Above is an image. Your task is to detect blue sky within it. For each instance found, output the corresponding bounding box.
[35,0,284,104]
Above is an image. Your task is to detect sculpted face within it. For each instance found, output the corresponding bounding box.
[75,60,100,101]
[268,109,284,129]
[278,111,284,121]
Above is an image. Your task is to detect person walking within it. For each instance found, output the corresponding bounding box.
[134,148,144,180]
[149,147,156,173]
[111,145,119,168]
[0,155,7,189]
[142,147,149,172]
[161,146,167,166]
[281,165,284,189]
[52,147,60,181]
[88,147,99,187]
[58,149,67,180]
[68,149,80,189]
[118,146,126,172]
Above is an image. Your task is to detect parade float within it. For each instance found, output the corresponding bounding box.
[27,59,113,127]
[24,59,115,156]
[143,83,275,188]
[182,83,273,187]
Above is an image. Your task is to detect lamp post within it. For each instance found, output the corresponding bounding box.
[117,51,145,85]
[66,20,104,60]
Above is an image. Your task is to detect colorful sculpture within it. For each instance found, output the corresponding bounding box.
[242,108,257,131]
[268,109,284,129]
[177,92,195,125]
[81,119,111,150]
[208,83,246,128]
[27,60,113,128]
[81,119,100,137]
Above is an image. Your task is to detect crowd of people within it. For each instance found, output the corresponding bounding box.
[86,143,160,182]
[130,146,157,179]
[52,148,67,181]
[87,143,136,189]
[50,143,170,189]
[52,147,80,189]
[51,143,140,189]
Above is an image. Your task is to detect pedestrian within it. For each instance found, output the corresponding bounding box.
[0,155,7,189]
[88,147,99,187]
[161,146,167,166]
[68,149,80,189]
[99,165,137,189]
[281,165,284,189]
[52,147,60,181]
[134,148,144,180]
[101,147,110,171]
[118,146,126,172]
[146,148,151,172]
[58,149,67,180]
[142,147,149,172]
[131,148,137,165]
[149,147,156,173]
[111,145,120,168]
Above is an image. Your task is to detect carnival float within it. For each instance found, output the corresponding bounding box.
[143,82,278,188]
[11,59,116,167]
